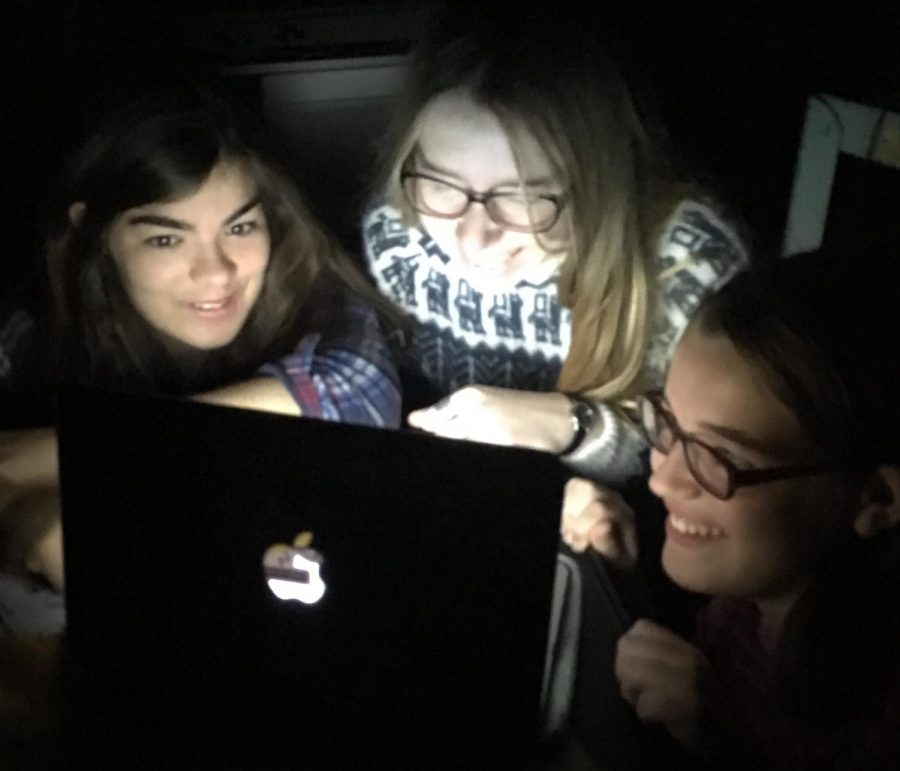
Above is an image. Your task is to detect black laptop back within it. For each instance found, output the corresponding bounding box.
[58,385,567,768]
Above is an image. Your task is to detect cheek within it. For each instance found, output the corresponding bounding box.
[235,234,271,275]
[117,255,180,294]
[418,215,458,253]
[776,479,858,566]
[537,217,571,254]
[722,489,826,592]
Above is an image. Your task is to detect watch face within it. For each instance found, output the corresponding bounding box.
[561,397,595,455]
[572,399,595,432]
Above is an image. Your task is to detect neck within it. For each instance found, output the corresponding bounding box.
[753,582,807,639]
[154,332,214,386]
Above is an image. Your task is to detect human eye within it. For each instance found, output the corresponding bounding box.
[419,176,460,198]
[497,184,556,203]
[711,444,757,471]
[144,233,182,249]
[492,189,558,229]
[227,219,263,237]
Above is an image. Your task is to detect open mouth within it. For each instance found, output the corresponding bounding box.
[189,293,236,313]
[467,247,523,273]
[667,513,725,539]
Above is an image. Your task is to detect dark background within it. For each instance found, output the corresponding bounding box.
[7,1,900,290]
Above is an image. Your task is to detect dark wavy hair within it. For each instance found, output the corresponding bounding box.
[692,247,900,768]
[44,86,389,395]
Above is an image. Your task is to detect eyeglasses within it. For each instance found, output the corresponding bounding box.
[637,391,833,500]
[400,171,565,234]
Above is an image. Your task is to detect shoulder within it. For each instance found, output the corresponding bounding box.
[362,198,418,245]
[362,197,401,227]
[0,285,49,426]
[361,199,419,259]
[653,196,749,281]
[0,284,39,372]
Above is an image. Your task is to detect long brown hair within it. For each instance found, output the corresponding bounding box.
[692,249,900,768]
[45,86,391,395]
[376,4,686,398]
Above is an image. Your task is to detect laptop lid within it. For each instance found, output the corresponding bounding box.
[57,384,567,768]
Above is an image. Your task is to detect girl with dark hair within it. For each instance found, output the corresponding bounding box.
[563,249,900,768]
[0,87,400,603]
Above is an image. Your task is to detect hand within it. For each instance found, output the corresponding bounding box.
[5,489,64,591]
[614,619,707,747]
[0,429,59,511]
[407,386,574,452]
[560,478,638,569]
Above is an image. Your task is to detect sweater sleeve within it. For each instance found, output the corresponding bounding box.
[258,295,402,429]
[563,199,749,485]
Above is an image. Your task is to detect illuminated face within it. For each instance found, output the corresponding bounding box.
[107,162,270,351]
[412,89,567,292]
[649,326,859,601]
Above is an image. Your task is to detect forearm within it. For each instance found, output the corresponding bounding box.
[2,489,64,590]
[0,428,60,512]
[195,377,301,417]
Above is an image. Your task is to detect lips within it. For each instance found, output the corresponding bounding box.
[668,513,725,539]
[187,292,236,313]
[467,247,523,272]
[192,298,229,310]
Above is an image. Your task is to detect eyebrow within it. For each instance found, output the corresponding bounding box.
[416,151,554,189]
[696,422,774,455]
[659,393,776,456]
[126,196,261,230]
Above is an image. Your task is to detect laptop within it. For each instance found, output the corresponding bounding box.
[56,384,567,769]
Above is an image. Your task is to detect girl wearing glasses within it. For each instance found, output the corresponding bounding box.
[563,250,900,768]
[362,4,747,484]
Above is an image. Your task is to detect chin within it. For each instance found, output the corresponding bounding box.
[661,548,718,595]
[165,326,244,352]
[191,332,243,350]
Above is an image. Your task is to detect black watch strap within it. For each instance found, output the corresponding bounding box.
[559,395,595,456]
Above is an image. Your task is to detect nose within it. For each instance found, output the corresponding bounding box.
[455,201,503,257]
[189,238,236,284]
[647,444,703,501]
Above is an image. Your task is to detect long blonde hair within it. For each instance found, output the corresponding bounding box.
[376,5,685,400]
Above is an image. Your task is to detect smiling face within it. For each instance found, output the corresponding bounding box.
[411,88,568,292]
[106,161,270,351]
[649,325,861,602]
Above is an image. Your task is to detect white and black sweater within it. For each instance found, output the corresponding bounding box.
[363,198,748,484]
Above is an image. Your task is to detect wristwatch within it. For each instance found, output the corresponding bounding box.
[559,395,596,456]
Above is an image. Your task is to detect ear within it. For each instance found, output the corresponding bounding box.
[853,465,900,539]
[67,201,86,227]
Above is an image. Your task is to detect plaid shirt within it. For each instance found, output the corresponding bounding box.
[259,295,401,429]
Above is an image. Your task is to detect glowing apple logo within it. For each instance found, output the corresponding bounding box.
[263,531,326,605]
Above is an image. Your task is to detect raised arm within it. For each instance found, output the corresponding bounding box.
[257,294,401,429]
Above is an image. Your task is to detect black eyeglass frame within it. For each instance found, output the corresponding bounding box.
[638,391,834,500]
[399,171,566,234]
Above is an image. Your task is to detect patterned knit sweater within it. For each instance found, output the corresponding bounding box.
[363,198,748,484]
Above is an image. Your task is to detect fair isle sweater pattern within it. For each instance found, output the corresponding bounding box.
[363,199,748,483]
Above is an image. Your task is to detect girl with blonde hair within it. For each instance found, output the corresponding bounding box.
[363,3,747,484]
